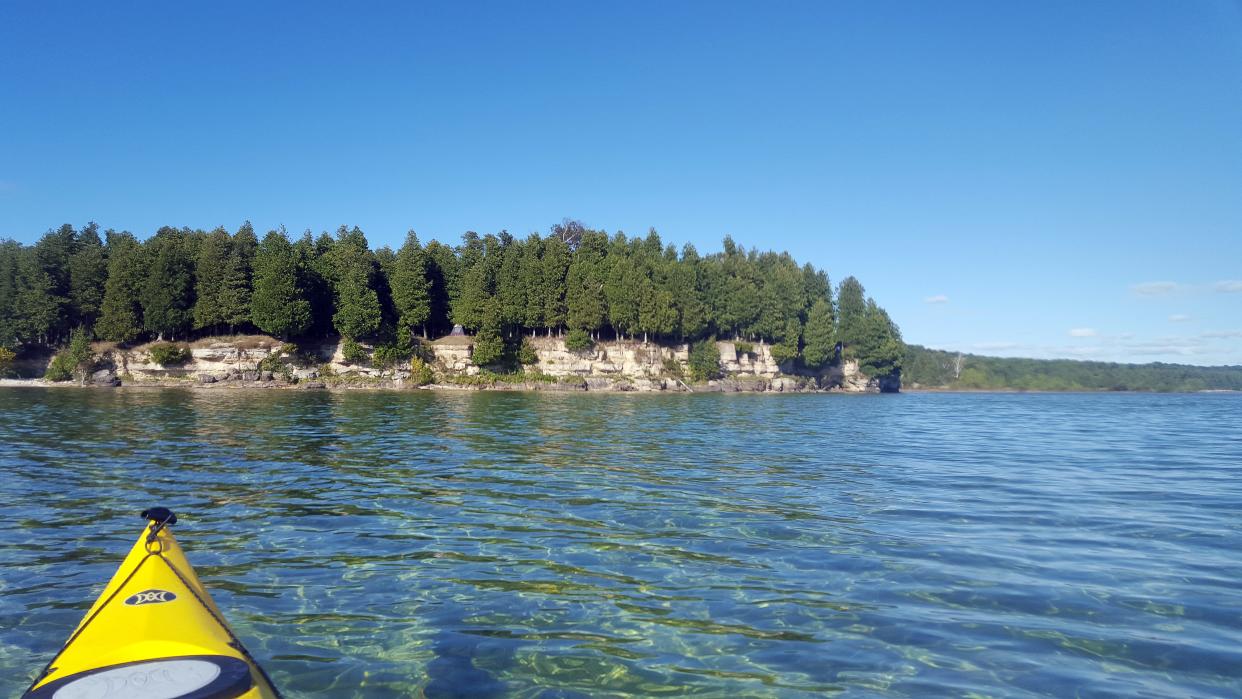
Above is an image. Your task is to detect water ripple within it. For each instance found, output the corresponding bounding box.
[1,389,1240,697]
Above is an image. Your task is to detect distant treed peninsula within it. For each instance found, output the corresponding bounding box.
[903,345,1242,392]
[0,220,904,380]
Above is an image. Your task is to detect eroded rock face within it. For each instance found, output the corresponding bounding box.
[89,334,897,392]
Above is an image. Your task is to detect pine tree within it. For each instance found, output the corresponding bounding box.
[141,228,196,340]
[97,231,146,343]
[424,240,460,335]
[391,231,432,338]
[217,223,257,333]
[565,231,607,337]
[770,318,802,363]
[0,240,21,347]
[540,235,570,334]
[855,299,903,378]
[329,226,382,339]
[192,228,232,331]
[518,234,544,333]
[471,298,505,366]
[251,230,311,339]
[837,276,866,348]
[802,298,836,368]
[496,237,525,330]
[68,222,108,332]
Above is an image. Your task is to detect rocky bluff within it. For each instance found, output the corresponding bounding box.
[83,335,899,393]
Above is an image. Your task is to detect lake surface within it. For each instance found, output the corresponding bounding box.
[1,388,1239,698]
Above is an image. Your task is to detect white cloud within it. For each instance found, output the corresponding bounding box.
[923,294,949,304]
[1131,281,1180,296]
[1168,314,1191,322]
[1214,280,1242,293]
[1069,328,1097,337]
[1201,329,1242,339]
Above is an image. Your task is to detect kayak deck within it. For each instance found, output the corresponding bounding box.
[23,510,279,699]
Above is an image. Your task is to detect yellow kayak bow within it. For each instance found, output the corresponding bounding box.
[23,508,280,699]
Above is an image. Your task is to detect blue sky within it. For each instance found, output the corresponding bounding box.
[2,2,1240,364]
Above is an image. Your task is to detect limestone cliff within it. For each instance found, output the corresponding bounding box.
[66,335,898,392]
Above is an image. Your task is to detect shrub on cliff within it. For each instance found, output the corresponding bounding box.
[409,355,434,385]
[564,328,593,352]
[341,338,368,365]
[148,342,191,366]
[518,337,539,365]
[0,347,15,377]
[689,338,721,381]
[47,328,96,381]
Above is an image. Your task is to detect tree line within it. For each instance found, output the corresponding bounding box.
[902,345,1242,392]
[0,220,903,377]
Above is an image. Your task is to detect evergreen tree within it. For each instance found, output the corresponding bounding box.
[12,245,62,345]
[565,230,607,337]
[217,223,257,332]
[0,240,21,347]
[329,226,382,339]
[140,228,196,340]
[837,276,867,348]
[424,240,460,335]
[671,245,708,342]
[855,299,903,378]
[192,227,232,331]
[540,235,570,334]
[518,234,544,333]
[802,298,836,368]
[298,232,336,335]
[604,241,640,339]
[471,298,505,366]
[251,230,311,339]
[770,318,802,364]
[496,236,525,330]
[391,231,432,338]
[97,231,146,343]
[68,222,108,332]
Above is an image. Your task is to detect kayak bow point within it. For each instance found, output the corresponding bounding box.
[23,509,279,699]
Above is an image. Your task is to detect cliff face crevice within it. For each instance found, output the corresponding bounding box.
[61,335,898,392]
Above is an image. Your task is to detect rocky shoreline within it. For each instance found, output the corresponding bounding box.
[6,335,899,394]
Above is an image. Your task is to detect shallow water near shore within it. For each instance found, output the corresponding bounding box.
[1,388,1239,697]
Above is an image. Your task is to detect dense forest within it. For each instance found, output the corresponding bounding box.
[0,220,904,378]
[903,345,1242,392]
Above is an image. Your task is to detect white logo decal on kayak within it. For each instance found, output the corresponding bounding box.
[124,589,177,606]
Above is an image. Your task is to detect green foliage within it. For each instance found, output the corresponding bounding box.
[372,343,412,372]
[0,346,14,375]
[902,345,1242,392]
[148,342,191,366]
[770,318,801,364]
[341,338,368,365]
[97,231,146,343]
[853,301,903,378]
[518,337,539,365]
[409,355,434,385]
[735,341,754,356]
[471,300,505,366]
[141,228,196,339]
[391,231,432,338]
[46,327,96,381]
[688,338,721,381]
[251,230,312,339]
[802,298,837,368]
[836,276,866,348]
[662,356,685,379]
[0,219,913,380]
[565,328,593,352]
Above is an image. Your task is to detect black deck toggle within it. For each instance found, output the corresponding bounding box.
[141,507,178,525]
